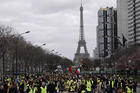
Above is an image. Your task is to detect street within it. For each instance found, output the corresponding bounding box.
[137,87,140,92]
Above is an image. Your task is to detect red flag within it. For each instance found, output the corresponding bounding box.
[75,68,80,75]
[69,66,72,73]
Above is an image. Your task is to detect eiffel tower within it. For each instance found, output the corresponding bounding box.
[74,0,90,66]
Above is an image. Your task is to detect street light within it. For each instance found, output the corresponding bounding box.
[41,43,46,46]
[19,31,30,36]
[38,43,46,73]
[15,31,30,77]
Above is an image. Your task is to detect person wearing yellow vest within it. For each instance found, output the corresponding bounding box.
[55,82,59,93]
[19,80,25,93]
[27,85,35,93]
[79,81,86,93]
[69,82,76,92]
[101,80,105,89]
[108,78,114,93]
[111,80,115,89]
[26,81,37,93]
[40,82,47,93]
[126,85,133,93]
[86,80,92,93]
[32,83,38,93]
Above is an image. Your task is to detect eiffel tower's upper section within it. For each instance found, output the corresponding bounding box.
[79,0,85,41]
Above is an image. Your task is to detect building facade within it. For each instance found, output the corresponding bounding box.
[97,7,118,59]
[93,47,99,59]
[128,0,140,45]
[117,0,129,45]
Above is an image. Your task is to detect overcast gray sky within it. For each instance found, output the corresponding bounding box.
[0,0,116,59]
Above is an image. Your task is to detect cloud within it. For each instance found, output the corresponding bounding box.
[31,0,80,14]
[0,0,116,59]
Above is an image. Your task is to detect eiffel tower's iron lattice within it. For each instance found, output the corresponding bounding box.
[74,1,90,66]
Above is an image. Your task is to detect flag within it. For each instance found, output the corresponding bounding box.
[75,68,80,75]
[122,34,127,47]
[69,66,72,73]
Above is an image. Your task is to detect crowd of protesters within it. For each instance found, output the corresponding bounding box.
[0,73,138,93]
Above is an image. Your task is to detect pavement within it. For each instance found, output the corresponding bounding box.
[137,87,140,92]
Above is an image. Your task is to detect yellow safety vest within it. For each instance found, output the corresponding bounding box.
[101,82,104,88]
[26,84,29,91]
[27,86,37,93]
[55,84,59,91]
[29,86,33,93]
[86,81,92,91]
[126,86,133,93]
[82,80,86,84]
[67,80,72,86]
[109,81,111,85]
[97,79,100,83]
[91,80,94,84]
[7,78,11,82]
[74,81,77,84]
[70,86,75,92]
[34,87,38,93]
[118,82,122,88]
[8,82,11,87]
[40,86,47,93]
[121,83,122,88]
[81,90,86,93]
[112,81,114,88]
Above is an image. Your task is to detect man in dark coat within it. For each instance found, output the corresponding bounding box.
[47,80,56,93]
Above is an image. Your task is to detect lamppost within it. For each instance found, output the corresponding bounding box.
[38,43,46,73]
[15,31,30,77]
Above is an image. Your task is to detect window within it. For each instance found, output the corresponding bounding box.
[107,9,114,16]
[99,31,104,36]
[107,30,112,36]
[100,44,104,50]
[107,17,111,22]
[107,24,111,29]
[107,37,111,42]
[98,17,104,22]
[98,10,103,16]
[100,37,104,43]
[99,24,104,29]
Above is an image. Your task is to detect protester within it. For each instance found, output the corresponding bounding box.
[0,73,137,93]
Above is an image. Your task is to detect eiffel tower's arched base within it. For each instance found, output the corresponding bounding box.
[73,53,89,67]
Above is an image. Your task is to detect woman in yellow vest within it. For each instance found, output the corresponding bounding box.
[40,82,47,93]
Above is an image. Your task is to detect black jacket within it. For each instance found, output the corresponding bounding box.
[47,83,56,93]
